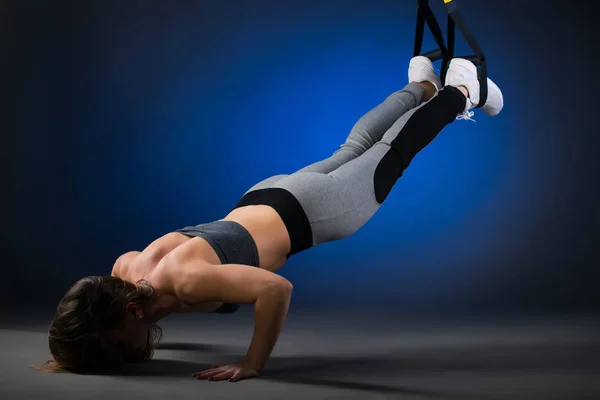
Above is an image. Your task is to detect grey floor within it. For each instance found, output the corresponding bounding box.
[2,311,599,400]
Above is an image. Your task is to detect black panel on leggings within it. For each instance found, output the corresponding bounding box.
[232,188,313,257]
[373,86,466,203]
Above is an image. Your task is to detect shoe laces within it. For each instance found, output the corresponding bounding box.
[456,110,476,122]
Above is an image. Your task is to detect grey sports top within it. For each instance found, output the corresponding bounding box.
[175,220,260,314]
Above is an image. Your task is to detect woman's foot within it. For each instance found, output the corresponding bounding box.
[445,58,504,118]
[408,56,441,101]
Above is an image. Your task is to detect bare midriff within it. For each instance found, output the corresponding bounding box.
[221,205,291,272]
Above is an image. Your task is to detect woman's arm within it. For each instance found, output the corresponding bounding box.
[245,278,292,370]
[163,259,293,371]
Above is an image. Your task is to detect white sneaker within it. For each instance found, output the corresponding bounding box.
[408,56,442,91]
[445,58,504,121]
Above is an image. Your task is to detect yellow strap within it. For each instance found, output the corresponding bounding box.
[444,0,453,3]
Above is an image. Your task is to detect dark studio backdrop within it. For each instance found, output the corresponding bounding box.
[1,0,598,317]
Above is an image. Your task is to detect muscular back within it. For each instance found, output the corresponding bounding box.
[110,205,293,312]
[111,233,223,313]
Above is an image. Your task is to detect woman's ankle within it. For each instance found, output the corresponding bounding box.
[416,81,437,101]
[454,85,469,98]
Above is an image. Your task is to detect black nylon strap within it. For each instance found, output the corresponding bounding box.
[445,0,488,107]
[413,0,448,65]
[413,0,489,108]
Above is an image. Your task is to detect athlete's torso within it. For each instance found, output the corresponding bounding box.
[112,205,291,313]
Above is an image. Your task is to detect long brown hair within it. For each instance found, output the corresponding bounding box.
[30,276,162,373]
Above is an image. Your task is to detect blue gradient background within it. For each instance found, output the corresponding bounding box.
[2,0,598,314]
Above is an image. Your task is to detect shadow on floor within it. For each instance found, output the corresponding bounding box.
[155,340,600,375]
[98,341,600,398]
[106,357,446,398]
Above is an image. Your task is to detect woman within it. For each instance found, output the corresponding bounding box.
[42,56,503,381]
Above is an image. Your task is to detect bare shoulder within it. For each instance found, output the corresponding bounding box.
[111,251,141,277]
[112,232,190,280]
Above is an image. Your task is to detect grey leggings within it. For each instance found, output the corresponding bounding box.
[234,83,466,255]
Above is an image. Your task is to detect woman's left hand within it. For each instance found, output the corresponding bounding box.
[193,362,259,382]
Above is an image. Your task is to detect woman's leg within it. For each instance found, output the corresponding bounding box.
[245,82,427,193]
[296,82,428,174]
[268,85,468,246]
[234,58,502,256]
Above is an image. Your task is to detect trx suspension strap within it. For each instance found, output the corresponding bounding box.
[413,0,488,108]
[414,0,449,77]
